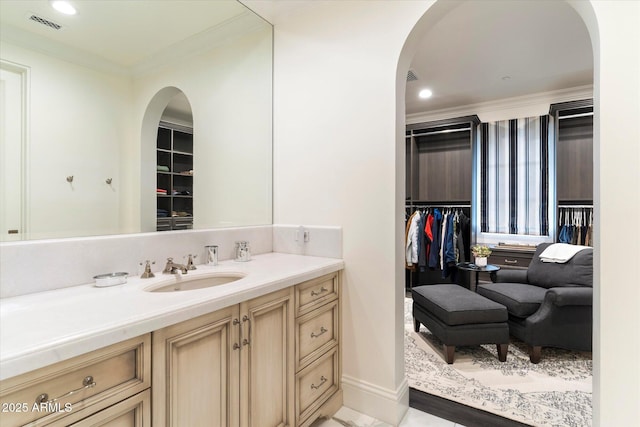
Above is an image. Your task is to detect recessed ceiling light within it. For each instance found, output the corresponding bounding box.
[419,88,433,99]
[51,1,77,15]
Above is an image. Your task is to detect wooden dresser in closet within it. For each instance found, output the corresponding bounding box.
[477,244,536,283]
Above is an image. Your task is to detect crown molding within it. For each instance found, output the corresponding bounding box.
[406,85,594,124]
[0,24,129,76]
[1,9,268,79]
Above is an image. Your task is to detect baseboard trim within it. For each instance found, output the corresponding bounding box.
[342,374,409,425]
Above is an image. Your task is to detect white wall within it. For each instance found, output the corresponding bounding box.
[271,0,640,425]
[272,1,433,422]
[581,1,640,425]
[0,41,134,240]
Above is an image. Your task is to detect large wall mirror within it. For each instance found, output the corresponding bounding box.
[0,0,272,242]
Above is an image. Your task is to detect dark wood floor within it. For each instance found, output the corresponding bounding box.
[410,388,533,427]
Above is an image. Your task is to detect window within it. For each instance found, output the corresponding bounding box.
[479,115,552,236]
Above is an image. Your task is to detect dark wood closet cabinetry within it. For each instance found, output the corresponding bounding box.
[551,100,594,204]
[406,116,478,203]
[405,116,479,289]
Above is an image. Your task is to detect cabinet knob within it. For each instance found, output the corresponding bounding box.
[35,376,96,404]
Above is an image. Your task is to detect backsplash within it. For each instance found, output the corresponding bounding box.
[0,225,342,299]
[273,224,343,258]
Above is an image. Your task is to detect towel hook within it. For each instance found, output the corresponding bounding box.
[105,178,113,185]
[66,175,74,183]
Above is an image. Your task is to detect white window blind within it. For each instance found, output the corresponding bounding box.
[479,115,552,236]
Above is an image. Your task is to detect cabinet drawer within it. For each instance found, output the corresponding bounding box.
[0,335,151,427]
[48,390,150,427]
[297,300,339,371]
[489,253,533,269]
[296,273,339,316]
[296,347,339,424]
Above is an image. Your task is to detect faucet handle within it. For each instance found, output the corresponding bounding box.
[140,260,155,279]
[186,254,197,270]
[163,257,175,274]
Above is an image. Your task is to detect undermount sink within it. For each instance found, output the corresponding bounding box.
[145,272,245,292]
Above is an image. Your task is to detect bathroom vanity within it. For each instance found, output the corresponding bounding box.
[0,253,343,427]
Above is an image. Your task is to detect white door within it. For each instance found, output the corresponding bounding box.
[0,63,26,241]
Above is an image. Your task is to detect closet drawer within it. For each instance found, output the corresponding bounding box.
[296,346,339,424]
[295,273,339,316]
[488,250,534,269]
[297,300,339,371]
[0,335,150,427]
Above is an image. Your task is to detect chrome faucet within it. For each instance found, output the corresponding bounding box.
[163,257,188,274]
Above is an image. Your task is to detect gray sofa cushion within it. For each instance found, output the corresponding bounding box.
[527,243,594,288]
[412,284,507,326]
[477,282,548,318]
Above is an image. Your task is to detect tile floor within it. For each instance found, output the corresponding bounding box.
[311,406,465,427]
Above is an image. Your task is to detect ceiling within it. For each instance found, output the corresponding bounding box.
[243,0,593,116]
[0,0,257,71]
[404,0,593,115]
[1,1,593,117]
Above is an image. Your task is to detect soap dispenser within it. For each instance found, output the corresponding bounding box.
[235,241,251,262]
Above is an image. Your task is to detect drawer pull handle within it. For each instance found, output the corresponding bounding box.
[310,376,327,390]
[311,287,328,297]
[35,376,96,404]
[232,319,242,350]
[311,327,328,338]
[504,259,518,264]
[242,315,251,346]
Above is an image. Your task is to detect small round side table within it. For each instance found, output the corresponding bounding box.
[455,262,500,292]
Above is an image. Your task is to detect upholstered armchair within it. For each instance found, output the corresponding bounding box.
[477,243,593,363]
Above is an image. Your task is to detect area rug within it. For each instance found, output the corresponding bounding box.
[404,298,592,426]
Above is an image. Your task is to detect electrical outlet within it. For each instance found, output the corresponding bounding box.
[295,226,310,245]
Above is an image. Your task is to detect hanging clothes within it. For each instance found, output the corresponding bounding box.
[557,207,593,246]
[456,211,470,263]
[428,209,442,269]
[417,211,428,272]
[442,214,457,279]
[405,210,422,270]
[424,211,435,263]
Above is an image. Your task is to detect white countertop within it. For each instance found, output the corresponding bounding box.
[0,252,344,381]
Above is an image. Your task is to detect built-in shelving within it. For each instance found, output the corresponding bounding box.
[156,122,193,231]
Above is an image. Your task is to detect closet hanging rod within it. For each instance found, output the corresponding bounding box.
[558,112,593,120]
[411,127,471,137]
[406,204,471,208]
[558,205,593,208]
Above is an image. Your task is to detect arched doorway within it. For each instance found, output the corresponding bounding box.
[396,1,598,424]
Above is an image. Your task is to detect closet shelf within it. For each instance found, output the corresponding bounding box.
[157,123,194,231]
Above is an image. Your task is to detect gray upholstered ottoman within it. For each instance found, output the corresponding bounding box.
[412,284,509,364]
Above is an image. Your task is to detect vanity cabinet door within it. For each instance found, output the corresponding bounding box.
[240,287,295,427]
[152,288,294,427]
[152,305,240,427]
